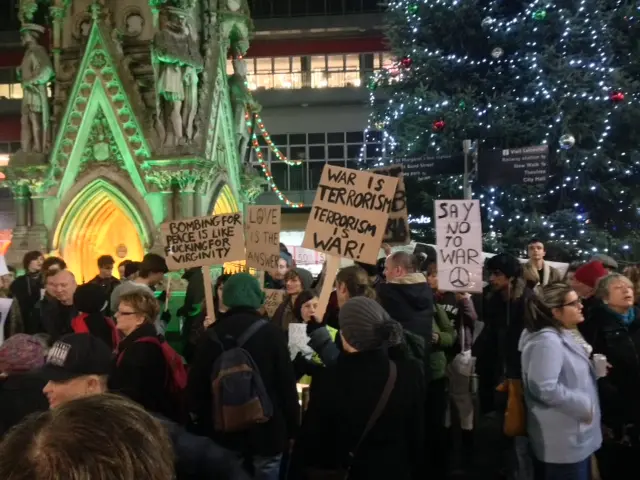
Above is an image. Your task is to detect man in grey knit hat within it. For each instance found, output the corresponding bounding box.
[339,297,404,352]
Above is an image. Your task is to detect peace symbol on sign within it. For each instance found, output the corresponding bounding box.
[449,266,471,288]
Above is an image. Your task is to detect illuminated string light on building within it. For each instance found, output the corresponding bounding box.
[252,114,302,166]
[355,0,639,256]
[246,113,303,208]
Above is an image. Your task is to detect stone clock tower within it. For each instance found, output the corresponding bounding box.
[3,0,265,282]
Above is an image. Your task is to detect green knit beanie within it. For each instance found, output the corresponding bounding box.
[222,273,265,311]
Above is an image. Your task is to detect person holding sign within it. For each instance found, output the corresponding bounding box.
[272,268,314,332]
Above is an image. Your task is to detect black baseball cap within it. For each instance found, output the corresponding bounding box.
[40,334,113,382]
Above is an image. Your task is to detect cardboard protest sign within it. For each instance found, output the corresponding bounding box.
[302,165,398,265]
[372,165,410,246]
[0,256,8,276]
[161,213,245,270]
[435,200,483,293]
[263,289,284,318]
[245,206,281,275]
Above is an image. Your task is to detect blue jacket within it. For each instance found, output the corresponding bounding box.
[519,327,602,464]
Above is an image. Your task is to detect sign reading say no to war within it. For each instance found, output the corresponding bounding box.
[161,213,245,270]
[245,206,281,275]
[435,200,482,293]
[302,165,398,265]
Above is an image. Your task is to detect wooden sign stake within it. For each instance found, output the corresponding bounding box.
[202,266,216,324]
[315,255,341,322]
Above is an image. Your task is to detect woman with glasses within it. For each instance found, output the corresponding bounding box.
[109,290,178,421]
[519,282,601,480]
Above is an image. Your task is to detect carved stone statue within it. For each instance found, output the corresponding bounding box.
[228,45,261,162]
[18,24,54,154]
[152,7,203,148]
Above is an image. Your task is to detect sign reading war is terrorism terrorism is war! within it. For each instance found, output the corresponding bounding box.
[245,206,281,275]
[302,165,398,265]
[435,200,483,293]
[161,213,245,270]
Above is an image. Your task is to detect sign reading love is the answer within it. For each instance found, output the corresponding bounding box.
[435,200,482,293]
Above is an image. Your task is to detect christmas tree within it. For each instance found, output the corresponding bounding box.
[366,0,640,261]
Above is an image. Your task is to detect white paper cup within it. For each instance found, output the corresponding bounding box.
[593,354,607,378]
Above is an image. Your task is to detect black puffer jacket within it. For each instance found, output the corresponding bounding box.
[377,273,434,381]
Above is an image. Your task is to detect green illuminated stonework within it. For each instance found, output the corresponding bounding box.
[5,0,256,279]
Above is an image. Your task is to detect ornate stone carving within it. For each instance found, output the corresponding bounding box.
[239,164,266,204]
[152,5,203,150]
[144,170,174,191]
[4,166,56,196]
[18,23,55,155]
[173,169,203,191]
[51,27,152,172]
[228,50,261,163]
[78,107,126,173]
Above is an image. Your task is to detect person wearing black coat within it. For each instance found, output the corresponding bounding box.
[289,297,425,480]
[377,252,434,382]
[188,273,299,480]
[586,274,640,478]
[158,415,251,480]
[11,251,44,332]
[108,290,176,421]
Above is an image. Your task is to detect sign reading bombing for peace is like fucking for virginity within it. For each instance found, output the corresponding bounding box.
[161,213,245,270]
[302,165,398,265]
[435,200,483,293]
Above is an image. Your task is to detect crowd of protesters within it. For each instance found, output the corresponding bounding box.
[0,241,638,480]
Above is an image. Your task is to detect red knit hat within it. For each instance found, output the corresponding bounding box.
[0,334,46,374]
[574,261,608,289]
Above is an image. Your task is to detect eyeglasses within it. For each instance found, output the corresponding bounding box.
[561,299,582,308]
[115,311,138,317]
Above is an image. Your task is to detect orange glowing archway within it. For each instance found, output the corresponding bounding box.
[52,179,149,283]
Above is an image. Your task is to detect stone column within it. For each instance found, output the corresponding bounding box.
[179,190,195,219]
[14,195,29,227]
[49,6,65,75]
[158,191,174,223]
[31,195,45,227]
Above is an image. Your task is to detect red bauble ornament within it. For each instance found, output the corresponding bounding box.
[401,57,413,68]
[610,91,625,103]
[432,120,446,132]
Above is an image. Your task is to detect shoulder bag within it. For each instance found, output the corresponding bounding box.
[305,360,397,480]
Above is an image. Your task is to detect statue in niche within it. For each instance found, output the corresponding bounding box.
[181,18,202,141]
[18,24,54,154]
[152,6,203,148]
[228,41,259,162]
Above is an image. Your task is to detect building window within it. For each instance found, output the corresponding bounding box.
[250,130,383,192]
[238,53,386,91]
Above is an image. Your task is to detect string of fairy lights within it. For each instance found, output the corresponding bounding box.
[358,0,639,255]
[234,52,305,208]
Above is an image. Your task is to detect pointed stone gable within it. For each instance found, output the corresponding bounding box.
[51,21,151,196]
